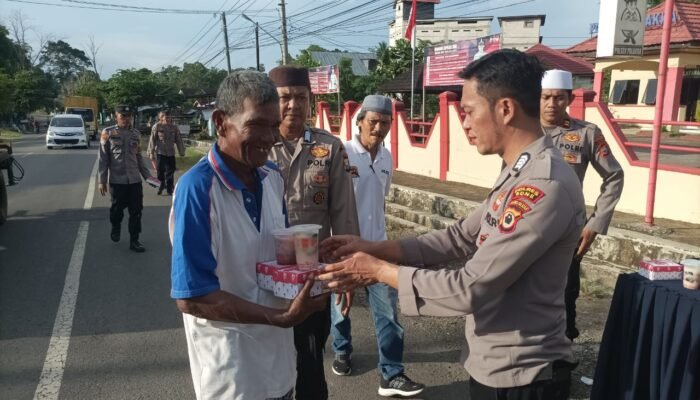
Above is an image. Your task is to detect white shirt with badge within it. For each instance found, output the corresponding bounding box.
[345,134,393,241]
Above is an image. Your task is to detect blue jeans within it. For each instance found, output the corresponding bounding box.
[330,283,405,380]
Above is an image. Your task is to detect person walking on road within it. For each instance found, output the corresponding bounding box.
[148,110,185,196]
[319,50,585,400]
[98,105,152,253]
[169,70,328,400]
[540,69,625,340]
[267,65,360,400]
[330,94,424,397]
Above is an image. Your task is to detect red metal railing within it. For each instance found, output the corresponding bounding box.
[611,119,700,155]
[328,115,342,136]
[405,120,434,144]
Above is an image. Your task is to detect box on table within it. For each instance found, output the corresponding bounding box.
[638,259,683,280]
[256,261,330,299]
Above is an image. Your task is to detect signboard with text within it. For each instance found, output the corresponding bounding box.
[309,64,340,95]
[597,0,646,57]
[423,35,501,87]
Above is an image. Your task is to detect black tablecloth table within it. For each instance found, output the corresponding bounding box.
[591,273,700,400]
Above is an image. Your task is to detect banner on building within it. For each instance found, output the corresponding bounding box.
[423,34,501,87]
[309,64,340,94]
[597,0,646,57]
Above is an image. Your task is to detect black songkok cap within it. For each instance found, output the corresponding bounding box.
[268,66,311,89]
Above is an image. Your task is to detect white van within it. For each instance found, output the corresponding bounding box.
[46,114,90,149]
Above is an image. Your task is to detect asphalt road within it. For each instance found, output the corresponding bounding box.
[0,135,602,400]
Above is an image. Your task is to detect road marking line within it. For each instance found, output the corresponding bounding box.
[83,156,99,210]
[33,220,89,400]
[33,155,97,399]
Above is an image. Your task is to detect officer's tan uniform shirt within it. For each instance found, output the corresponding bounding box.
[148,122,185,157]
[547,116,624,234]
[98,125,151,185]
[397,134,585,388]
[268,127,360,240]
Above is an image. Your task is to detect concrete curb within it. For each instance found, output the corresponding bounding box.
[386,184,700,272]
[183,138,213,149]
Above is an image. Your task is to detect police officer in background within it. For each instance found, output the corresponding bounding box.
[319,50,585,399]
[148,110,185,195]
[98,105,153,253]
[540,69,624,340]
[267,65,360,400]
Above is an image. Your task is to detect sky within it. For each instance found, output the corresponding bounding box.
[0,0,600,78]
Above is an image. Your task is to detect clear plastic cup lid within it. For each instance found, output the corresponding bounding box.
[291,224,322,233]
[271,227,295,236]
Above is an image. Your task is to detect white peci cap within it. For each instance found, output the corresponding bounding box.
[542,69,573,90]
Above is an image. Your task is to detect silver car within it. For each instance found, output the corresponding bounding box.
[46,114,90,149]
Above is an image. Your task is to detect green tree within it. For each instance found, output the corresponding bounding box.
[293,44,325,68]
[0,24,28,75]
[0,73,16,116]
[13,68,58,114]
[104,68,162,109]
[38,40,91,90]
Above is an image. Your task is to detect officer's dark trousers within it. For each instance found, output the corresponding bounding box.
[109,183,143,237]
[564,257,581,340]
[157,154,176,194]
[469,361,572,400]
[294,301,330,400]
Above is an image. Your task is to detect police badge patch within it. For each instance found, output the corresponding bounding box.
[310,146,330,158]
[498,199,532,234]
[313,191,326,205]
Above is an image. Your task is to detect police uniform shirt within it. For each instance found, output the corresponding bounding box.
[268,127,360,240]
[148,122,185,157]
[345,134,393,241]
[396,134,585,388]
[547,116,624,234]
[98,125,151,185]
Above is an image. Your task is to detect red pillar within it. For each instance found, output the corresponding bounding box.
[343,101,359,141]
[592,71,604,102]
[317,101,331,131]
[439,92,457,181]
[569,89,596,121]
[391,100,405,170]
[662,67,684,121]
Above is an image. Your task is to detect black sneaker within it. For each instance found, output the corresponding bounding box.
[129,240,145,253]
[331,354,352,376]
[378,373,425,397]
[110,226,120,242]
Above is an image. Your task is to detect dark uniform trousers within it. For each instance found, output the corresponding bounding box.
[565,257,581,340]
[156,154,176,194]
[469,361,573,400]
[109,183,143,237]
[294,302,331,400]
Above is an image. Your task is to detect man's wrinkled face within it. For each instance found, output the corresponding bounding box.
[460,78,504,155]
[540,89,572,126]
[277,86,310,129]
[218,98,280,169]
[358,111,391,150]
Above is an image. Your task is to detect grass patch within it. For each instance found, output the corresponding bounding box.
[580,278,611,299]
[178,146,207,171]
[0,129,22,139]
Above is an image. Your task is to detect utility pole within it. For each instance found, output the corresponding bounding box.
[278,0,289,65]
[221,12,231,73]
[255,23,260,71]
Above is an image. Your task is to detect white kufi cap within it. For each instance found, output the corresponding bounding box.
[542,69,573,90]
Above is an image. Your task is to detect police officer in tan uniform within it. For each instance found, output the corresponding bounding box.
[319,50,585,399]
[148,110,185,195]
[541,69,625,340]
[98,105,153,253]
[267,66,360,400]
